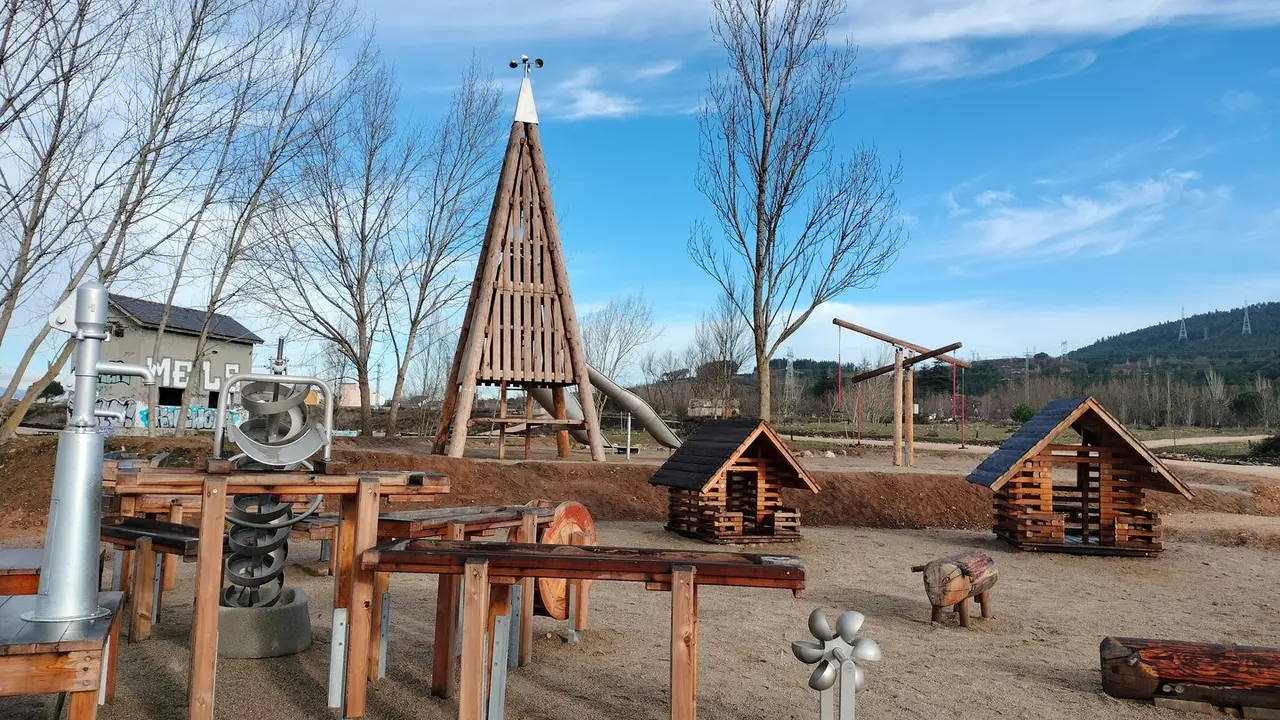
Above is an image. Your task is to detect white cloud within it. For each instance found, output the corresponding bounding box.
[543,68,639,120]
[634,59,683,80]
[1216,88,1263,114]
[956,170,1201,259]
[974,189,1015,206]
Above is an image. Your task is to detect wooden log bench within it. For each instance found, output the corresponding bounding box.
[1101,637,1280,716]
[0,592,123,719]
[911,552,998,628]
[355,540,805,720]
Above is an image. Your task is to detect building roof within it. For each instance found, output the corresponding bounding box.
[966,395,1193,498]
[109,295,263,345]
[648,418,819,493]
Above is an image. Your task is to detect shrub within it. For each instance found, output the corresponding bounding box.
[1010,404,1036,424]
[1250,435,1280,459]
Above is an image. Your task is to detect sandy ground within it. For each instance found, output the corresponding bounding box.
[3,521,1278,720]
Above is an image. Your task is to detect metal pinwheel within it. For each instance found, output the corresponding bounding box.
[791,608,882,719]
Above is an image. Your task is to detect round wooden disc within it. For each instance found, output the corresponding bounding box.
[534,501,596,621]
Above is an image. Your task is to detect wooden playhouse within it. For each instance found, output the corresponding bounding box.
[967,396,1193,557]
[649,419,819,543]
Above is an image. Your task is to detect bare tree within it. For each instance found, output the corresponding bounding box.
[686,290,749,417]
[639,348,690,418]
[167,0,359,435]
[689,0,906,420]
[381,59,502,437]
[254,54,418,437]
[0,0,265,442]
[581,292,661,414]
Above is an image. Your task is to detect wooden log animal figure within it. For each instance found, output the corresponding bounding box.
[1100,637,1280,714]
[910,552,998,627]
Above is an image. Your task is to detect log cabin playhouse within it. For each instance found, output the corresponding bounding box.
[967,396,1194,557]
[649,419,819,543]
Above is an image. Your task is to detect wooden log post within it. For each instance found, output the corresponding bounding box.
[911,552,998,626]
[188,479,227,720]
[905,359,915,467]
[671,566,698,720]
[128,537,155,642]
[459,558,492,720]
[524,390,534,460]
[163,500,183,591]
[442,122,526,459]
[893,348,904,467]
[525,123,606,463]
[553,387,570,458]
[335,494,359,611]
[497,381,508,460]
[343,479,381,719]
[431,522,466,698]
[1100,637,1280,711]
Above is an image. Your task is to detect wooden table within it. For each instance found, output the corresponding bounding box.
[0,548,44,596]
[0,592,123,719]
[360,540,806,720]
[107,465,450,720]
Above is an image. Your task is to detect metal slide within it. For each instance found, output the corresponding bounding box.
[526,365,682,449]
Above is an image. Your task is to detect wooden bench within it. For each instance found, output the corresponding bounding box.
[99,517,200,643]
[356,540,806,720]
[0,592,123,719]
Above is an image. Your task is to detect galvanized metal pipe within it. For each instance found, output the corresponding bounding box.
[29,282,155,622]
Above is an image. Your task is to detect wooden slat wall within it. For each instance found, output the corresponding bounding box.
[993,443,1161,554]
[663,447,802,544]
[476,136,572,386]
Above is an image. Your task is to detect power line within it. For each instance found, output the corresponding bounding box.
[1177,306,1188,341]
[1243,300,1252,336]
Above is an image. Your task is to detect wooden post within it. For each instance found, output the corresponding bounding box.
[525,123,605,463]
[188,478,227,720]
[431,522,466,698]
[444,123,527,458]
[129,537,155,642]
[523,389,533,460]
[116,497,136,598]
[459,558,491,720]
[163,500,183,591]
[553,387,569,458]
[671,566,697,720]
[517,513,537,666]
[893,348,904,467]
[343,479,380,719]
[335,493,358,610]
[367,571,390,680]
[569,530,589,633]
[905,359,915,467]
[497,381,508,460]
[68,690,98,720]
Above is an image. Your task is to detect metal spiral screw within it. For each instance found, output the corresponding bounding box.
[224,495,293,607]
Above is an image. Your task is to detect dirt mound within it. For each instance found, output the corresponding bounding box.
[0,436,1277,540]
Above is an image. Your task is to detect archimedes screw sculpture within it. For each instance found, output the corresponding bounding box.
[792,608,882,720]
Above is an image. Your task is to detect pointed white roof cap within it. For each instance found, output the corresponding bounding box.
[514,75,539,124]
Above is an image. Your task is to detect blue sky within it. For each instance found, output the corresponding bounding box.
[3,1,1278,388]
[364,0,1280,371]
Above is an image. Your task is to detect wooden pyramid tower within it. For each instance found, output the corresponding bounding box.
[433,68,605,461]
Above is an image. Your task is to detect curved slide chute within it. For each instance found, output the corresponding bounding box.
[525,365,681,450]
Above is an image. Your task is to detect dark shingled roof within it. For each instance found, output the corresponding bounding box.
[967,396,1086,488]
[966,395,1192,498]
[109,295,263,344]
[648,418,818,492]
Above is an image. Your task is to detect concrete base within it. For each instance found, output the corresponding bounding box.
[217,587,313,659]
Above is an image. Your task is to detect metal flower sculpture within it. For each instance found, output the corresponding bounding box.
[792,608,882,719]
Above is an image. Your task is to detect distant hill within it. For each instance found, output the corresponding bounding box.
[1070,303,1280,365]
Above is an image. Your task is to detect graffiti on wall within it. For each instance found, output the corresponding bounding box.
[99,360,241,390]
[87,398,242,431]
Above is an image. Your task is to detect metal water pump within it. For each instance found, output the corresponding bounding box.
[28,282,155,622]
[211,340,332,610]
